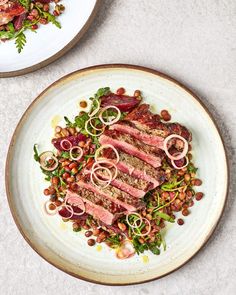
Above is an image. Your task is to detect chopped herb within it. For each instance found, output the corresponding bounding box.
[106,234,121,246]
[15,32,27,54]
[161,179,183,191]
[33,144,40,162]
[187,164,198,173]
[75,113,90,129]
[153,211,175,223]
[94,87,111,99]
[18,0,30,9]
[64,116,74,128]
[61,151,70,159]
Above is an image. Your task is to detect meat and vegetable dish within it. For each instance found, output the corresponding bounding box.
[34,87,203,259]
[0,0,64,52]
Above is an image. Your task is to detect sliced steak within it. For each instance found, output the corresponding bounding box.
[96,168,152,198]
[101,148,165,187]
[78,180,145,211]
[125,104,192,141]
[66,189,125,225]
[110,121,164,147]
[99,130,165,168]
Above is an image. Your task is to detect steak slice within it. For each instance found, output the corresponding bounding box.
[96,168,152,198]
[117,152,166,187]
[66,189,125,225]
[99,130,165,168]
[125,104,192,141]
[110,121,164,147]
[78,180,145,211]
[101,148,165,188]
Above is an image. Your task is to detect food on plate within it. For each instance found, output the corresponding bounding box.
[0,0,65,52]
[34,87,203,259]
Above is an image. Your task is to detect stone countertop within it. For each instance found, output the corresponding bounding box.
[0,0,235,294]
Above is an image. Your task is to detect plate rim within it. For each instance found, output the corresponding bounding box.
[5,64,229,285]
[0,0,101,78]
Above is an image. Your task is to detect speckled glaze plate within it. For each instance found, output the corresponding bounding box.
[5,65,228,285]
[0,0,100,78]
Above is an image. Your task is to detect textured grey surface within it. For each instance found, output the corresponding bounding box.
[0,0,236,294]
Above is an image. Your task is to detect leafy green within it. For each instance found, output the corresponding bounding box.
[94,87,111,99]
[0,31,14,39]
[18,0,30,9]
[64,116,74,128]
[132,236,148,255]
[15,31,26,53]
[60,151,70,159]
[33,144,40,162]
[187,164,198,174]
[161,178,183,191]
[153,211,175,223]
[148,243,160,255]
[106,234,121,246]
[36,6,61,29]
[7,23,15,34]
[75,113,90,129]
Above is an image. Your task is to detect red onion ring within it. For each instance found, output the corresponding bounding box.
[99,105,121,126]
[65,196,86,216]
[60,139,72,151]
[69,146,83,161]
[95,144,120,164]
[171,153,189,170]
[43,201,58,216]
[163,134,188,160]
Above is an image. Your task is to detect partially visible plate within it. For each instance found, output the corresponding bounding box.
[0,0,100,78]
[5,64,228,285]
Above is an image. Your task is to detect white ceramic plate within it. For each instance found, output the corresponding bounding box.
[0,0,99,77]
[6,65,228,285]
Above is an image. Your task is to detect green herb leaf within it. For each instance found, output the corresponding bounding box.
[187,164,198,173]
[61,151,70,159]
[37,7,61,29]
[153,211,175,223]
[74,113,89,129]
[94,87,111,99]
[15,31,27,53]
[132,236,148,255]
[7,22,15,34]
[18,0,30,9]
[33,144,40,162]
[0,31,14,39]
[106,234,121,246]
[64,116,74,128]
[161,179,183,191]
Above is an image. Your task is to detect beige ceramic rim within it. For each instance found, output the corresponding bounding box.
[0,1,101,78]
[5,64,229,285]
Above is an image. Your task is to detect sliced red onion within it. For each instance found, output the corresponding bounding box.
[163,134,188,161]
[92,160,118,180]
[95,144,120,164]
[132,218,151,237]
[60,139,72,151]
[39,151,58,171]
[89,98,100,117]
[125,213,142,228]
[43,201,58,216]
[171,153,189,170]
[85,117,105,137]
[69,146,83,161]
[90,166,112,188]
[65,195,86,216]
[60,204,74,220]
[98,105,121,126]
